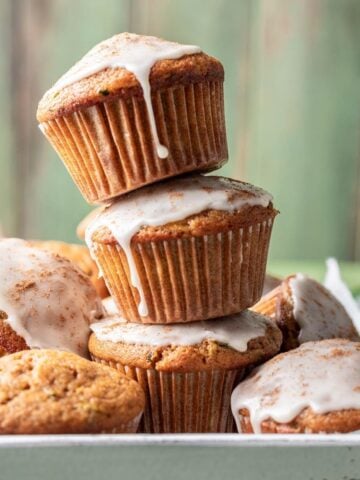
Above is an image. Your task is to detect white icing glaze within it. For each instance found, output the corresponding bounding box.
[324,258,360,334]
[102,296,119,316]
[289,274,357,343]
[53,32,201,158]
[231,339,360,433]
[0,238,103,357]
[85,175,273,317]
[91,309,271,352]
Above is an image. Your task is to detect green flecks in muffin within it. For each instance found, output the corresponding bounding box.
[99,89,110,96]
[53,91,60,99]
[217,341,230,349]
[146,352,153,363]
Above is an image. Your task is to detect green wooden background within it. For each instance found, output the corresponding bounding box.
[0,0,359,261]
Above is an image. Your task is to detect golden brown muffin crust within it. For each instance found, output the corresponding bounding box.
[89,321,282,372]
[239,407,360,434]
[37,50,223,122]
[91,204,278,245]
[0,349,144,434]
[274,278,301,351]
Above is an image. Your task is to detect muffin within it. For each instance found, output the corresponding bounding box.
[89,308,282,433]
[85,174,278,324]
[31,239,109,298]
[0,349,144,434]
[77,207,105,241]
[252,273,358,351]
[37,32,227,204]
[231,339,360,434]
[0,238,103,357]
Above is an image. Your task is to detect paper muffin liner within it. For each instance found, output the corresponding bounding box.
[40,80,227,204]
[106,412,143,433]
[92,356,243,433]
[251,285,281,320]
[91,218,274,324]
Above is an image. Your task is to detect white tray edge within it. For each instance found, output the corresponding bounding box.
[0,433,359,448]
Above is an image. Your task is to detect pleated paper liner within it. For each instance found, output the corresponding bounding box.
[91,218,274,324]
[40,80,227,204]
[250,285,282,321]
[92,356,242,433]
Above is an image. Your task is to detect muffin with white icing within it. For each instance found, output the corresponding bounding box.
[0,238,103,357]
[30,239,108,298]
[251,274,358,351]
[37,32,227,204]
[89,308,282,433]
[231,339,360,434]
[76,207,105,241]
[85,175,278,324]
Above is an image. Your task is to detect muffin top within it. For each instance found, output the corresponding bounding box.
[89,307,282,372]
[30,239,108,298]
[0,349,144,434]
[285,274,357,344]
[231,339,360,433]
[0,238,103,357]
[256,274,358,351]
[37,32,220,123]
[86,175,275,245]
[86,175,276,317]
[77,207,105,241]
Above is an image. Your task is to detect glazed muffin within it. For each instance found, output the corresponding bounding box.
[85,174,278,324]
[0,349,144,434]
[77,207,105,241]
[37,32,227,204]
[0,238,103,357]
[89,309,282,433]
[31,239,108,298]
[231,339,360,434]
[252,274,358,351]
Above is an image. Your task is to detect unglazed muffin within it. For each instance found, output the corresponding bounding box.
[252,273,358,351]
[0,349,144,434]
[30,239,108,298]
[37,32,227,204]
[231,339,360,434]
[0,238,103,357]
[89,308,282,433]
[85,175,278,324]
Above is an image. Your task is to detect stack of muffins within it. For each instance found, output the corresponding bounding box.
[35,32,282,433]
[37,32,359,434]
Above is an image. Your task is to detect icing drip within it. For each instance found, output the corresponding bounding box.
[91,308,270,352]
[0,238,103,357]
[231,339,360,433]
[289,274,357,343]
[52,33,201,158]
[85,175,273,317]
[102,297,119,316]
